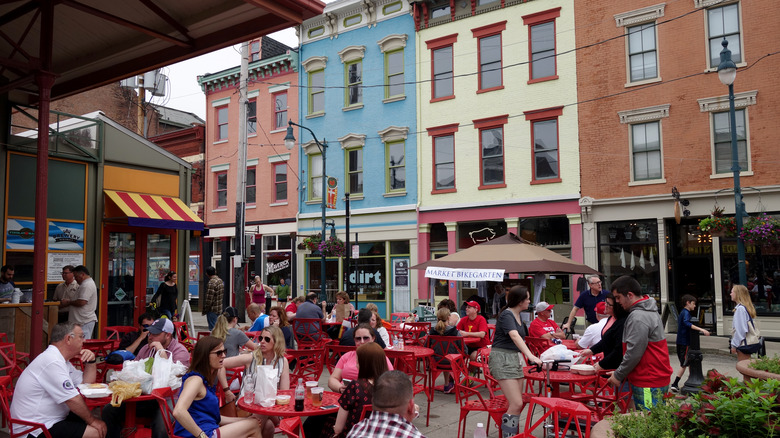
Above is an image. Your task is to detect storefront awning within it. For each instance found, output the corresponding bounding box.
[105,190,203,231]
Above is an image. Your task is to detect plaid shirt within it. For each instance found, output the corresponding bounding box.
[202,276,224,315]
[346,411,425,438]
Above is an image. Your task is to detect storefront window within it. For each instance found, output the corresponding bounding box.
[307,258,339,301]
[346,257,386,300]
[147,234,171,295]
[519,216,570,246]
[457,221,507,249]
[598,220,660,303]
[262,234,291,288]
[721,239,780,315]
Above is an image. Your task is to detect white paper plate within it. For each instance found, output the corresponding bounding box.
[78,384,112,398]
[570,364,596,375]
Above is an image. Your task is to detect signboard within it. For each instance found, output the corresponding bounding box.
[424,266,505,282]
[47,252,84,282]
[352,244,359,259]
[326,177,338,209]
[6,218,35,250]
[49,221,85,251]
[394,259,409,287]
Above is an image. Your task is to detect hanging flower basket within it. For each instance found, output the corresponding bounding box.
[300,234,322,252]
[318,236,346,258]
[698,216,737,237]
[739,213,780,245]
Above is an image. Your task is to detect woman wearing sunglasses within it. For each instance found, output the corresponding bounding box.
[173,336,262,438]
[224,326,290,437]
[328,323,393,394]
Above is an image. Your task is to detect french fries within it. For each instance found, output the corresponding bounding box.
[108,381,141,407]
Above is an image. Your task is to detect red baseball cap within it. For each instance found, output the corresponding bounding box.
[595,301,607,315]
[464,301,480,312]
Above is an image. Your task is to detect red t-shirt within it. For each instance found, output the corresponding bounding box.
[285,302,298,314]
[529,318,560,338]
[456,315,489,348]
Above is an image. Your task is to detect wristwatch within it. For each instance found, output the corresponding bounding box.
[198,432,208,438]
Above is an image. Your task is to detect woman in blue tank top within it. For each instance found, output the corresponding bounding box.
[173,336,263,438]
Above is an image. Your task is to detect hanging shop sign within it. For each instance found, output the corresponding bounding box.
[327,177,338,209]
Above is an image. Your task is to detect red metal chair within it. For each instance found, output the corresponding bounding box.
[425,335,465,393]
[519,396,596,438]
[359,404,373,421]
[0,375,54,438]
[0,343,24,382]
[104,325,137,341]
[82,339,120,382]
[197,331,212,340]
[523,336,551,357]
[173,322,197,351]
[151,387,185,438]
[385,349,431,426]
[447,354,508,438]
[325,344,356,374]
[401,322,429,346]
[575,371,631,420]
[287,348,325,383]
[278,417,305,438]
[486,323,496,344]
[292,318,331,348]
[390,312,409,323]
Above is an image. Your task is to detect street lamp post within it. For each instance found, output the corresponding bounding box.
[285,121,328,301]
[717,38,747,285]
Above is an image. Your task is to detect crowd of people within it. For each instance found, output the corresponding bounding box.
[5,263,768,438]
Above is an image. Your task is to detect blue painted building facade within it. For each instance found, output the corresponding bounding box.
[296,0,417,316]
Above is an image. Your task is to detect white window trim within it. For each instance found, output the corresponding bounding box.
[247,90,259,99]
[377,34,408,53]
[247,159,258,167]
[702,1,745,72]
[302,56,328,73]
[211,97,230,107]
[706,106,754,178]
[618,104,670,124]
[614,3,666,27]
[338,133,366,150]
[338,46,366,64]
[621,21,662,86]
[697,90,757,113]
[627,120,666,185]
[211,163,230,172]
[268,82,290,94]
[377,126,409,143]
[268,153,291,163]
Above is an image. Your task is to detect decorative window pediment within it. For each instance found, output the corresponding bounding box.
[301,140,323,156]
[302,56,328,73]
[694,0,736,8]
[618,104,670,124]
[698,90,757,112]
[377,126,409,143]
[377,34,408,53]
[338,133,366,149]
[338,46,366,64]
[614,3,666,27]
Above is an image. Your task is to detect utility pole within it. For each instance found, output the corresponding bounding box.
[234,41,249,322]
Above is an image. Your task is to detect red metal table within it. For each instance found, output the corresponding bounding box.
[83,392,156,436]
[237,389,340,417]
[522,366,597,398]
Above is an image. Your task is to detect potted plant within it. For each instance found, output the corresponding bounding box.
[698,207,737,238]
[740,213,780,245]
[736,354,780,381]
[318,235,346,258]
[603,369,780,438]
[299,234,322,252]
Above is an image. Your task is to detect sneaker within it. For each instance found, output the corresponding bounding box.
[443,381,455,394]
[670,385,679,393]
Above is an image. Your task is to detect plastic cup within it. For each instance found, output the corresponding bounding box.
[311,387,323,408]
[305,381,318,400]
[243,390,254,405]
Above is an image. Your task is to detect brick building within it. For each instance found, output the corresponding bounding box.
[576,0,780,336]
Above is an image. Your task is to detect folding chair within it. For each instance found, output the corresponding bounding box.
[447,354,508,438]
[0,375,54,438]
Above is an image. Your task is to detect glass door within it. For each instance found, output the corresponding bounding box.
[146,234,172,313]
[107,232,136,327]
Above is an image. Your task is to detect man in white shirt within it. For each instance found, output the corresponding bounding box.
[60,265,98,339]
[10,322,105,438]
[576,302,609,349]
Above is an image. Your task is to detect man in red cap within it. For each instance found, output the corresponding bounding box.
[576,301,609,349]
[529,301,566,340]
[456,301,489,360]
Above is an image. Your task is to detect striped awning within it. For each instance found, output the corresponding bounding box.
[104,190,203,231]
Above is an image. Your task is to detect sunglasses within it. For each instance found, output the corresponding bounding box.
[261,336,273,343]
[210,349,227,357]
[354,336,372,342]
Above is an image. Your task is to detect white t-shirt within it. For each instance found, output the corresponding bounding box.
[69,277,97,324]
[10,345,84,436]
[577,318,608,349]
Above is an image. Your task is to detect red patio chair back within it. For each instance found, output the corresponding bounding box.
[0,343,23,382]
[523,336,551,357]
[390,313,408,323]
[0,375,54,438]
[292,318,330,348]
[520,396,595,438]
[401,322,429,346]
[325,344,356,374]
[104,326,137,341]
[287,347,325,383]
[385,349,431,426]
[151,387,185,438]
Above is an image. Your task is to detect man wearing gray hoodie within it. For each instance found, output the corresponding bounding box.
[608,275,672,410]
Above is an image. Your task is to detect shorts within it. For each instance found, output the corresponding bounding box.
[677,345,689,367]
[48,413,87,438]
[489,348,525,380]
[630,385,668,410]
[466,345,480,356]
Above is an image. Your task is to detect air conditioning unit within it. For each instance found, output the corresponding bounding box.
[142,70,167,97]
[119,76,139,88]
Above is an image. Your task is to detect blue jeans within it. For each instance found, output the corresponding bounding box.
[206,312,218,330]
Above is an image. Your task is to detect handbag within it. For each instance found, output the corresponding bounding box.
[733,306,761,354]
